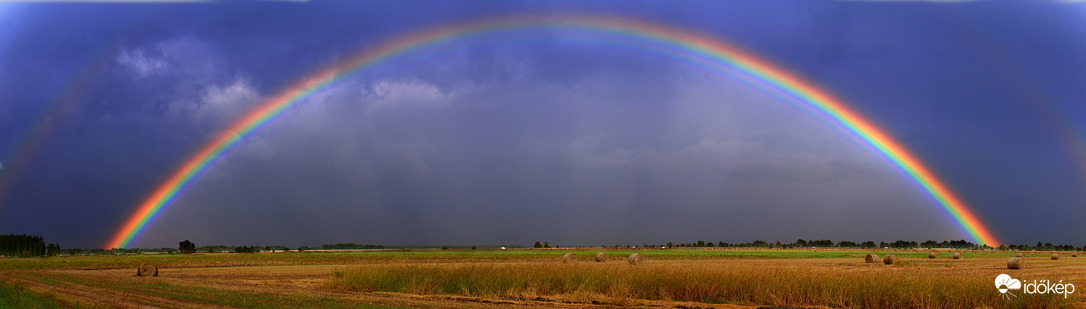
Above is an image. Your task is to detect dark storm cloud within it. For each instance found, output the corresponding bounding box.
[0,1,1083,248]
[133,68,957,247]
[785,3,1086,245]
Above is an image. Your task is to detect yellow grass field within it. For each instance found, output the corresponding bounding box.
[0,249,1083,308]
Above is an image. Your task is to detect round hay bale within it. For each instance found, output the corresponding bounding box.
[627,253,645,265]
[1017,253,1024,257]
[1074,253,1079,258]
[865,253,879,263]
[1051,253,1060,260]
[952,252,962,259]
[594,252,608,262]
[928,252,937,259]
[883,254,897,265]
[562,253,578,264]
[136,262,158,277]
[1008,257,1023,269]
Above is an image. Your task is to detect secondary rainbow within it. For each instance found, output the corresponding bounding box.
[105,15,1000,248]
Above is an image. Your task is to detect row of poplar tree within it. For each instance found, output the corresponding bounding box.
[0,234,60,257]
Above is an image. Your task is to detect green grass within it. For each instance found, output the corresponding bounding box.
[0,282,65,309]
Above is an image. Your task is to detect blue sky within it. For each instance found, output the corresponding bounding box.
[0,1,1084,248]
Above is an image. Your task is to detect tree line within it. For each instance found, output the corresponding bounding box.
[8,236,1086,257]
[625,239,975,249]
[543,238,1086,250]
[0,234,60,257]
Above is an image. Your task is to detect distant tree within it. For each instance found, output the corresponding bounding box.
[890,240,914,249]
[234,246,259,253]
[718,241,726,247]
[666,242,673,248]
[0,234,46,257]
[751,240,769,248]
[441,246,448,250]
[544,241,550,248]
[320,243,383,250]
[795,239,808,247]
[471,246,477,250]
[534,241,543,248]
[179,240,196,254]
[706,242,715,247]
[696,240,705,247]
[861,241,876,249]
[46,243,60,256]
[198,245,232,253]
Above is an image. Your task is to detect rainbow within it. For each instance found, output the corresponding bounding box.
[0,10,164,209]
[105,15,1000,248]
[0,66,103,207]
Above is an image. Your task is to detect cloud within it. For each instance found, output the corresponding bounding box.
[116,49,167,79]
[367,79,452,111]
[120,59,963,247]
[2,0,216,2]
[118,37,228,90]
[190,78,260,126]
[838,0,980,2]
[93,36,236,114]
[10,2,1079,247]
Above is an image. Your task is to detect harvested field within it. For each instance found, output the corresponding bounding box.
[0,249,1083,308]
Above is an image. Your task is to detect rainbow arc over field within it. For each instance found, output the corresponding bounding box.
[105,15,1001,249]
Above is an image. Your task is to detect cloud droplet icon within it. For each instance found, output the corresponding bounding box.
[995,274,1021,294]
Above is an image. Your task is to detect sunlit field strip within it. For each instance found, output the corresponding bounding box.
[326,256,1079,308]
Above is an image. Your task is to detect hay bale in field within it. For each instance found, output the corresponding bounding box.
[865,253,879,263]
[594,252,608,262]
[1074,253,1079,258]
[1008,257,1023,269]
[1051,253,1060,260]
[562,253,578,264]
[628,253,645,265]
[928,252,937,259]
[883,254,898,265]
[1017,253,1024,257]
[136,262,158,277]
[953,252,962,259]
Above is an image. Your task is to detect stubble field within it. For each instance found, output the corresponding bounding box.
[0,249,1082,308]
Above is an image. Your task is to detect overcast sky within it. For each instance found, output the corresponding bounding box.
[1,1,1084,248]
